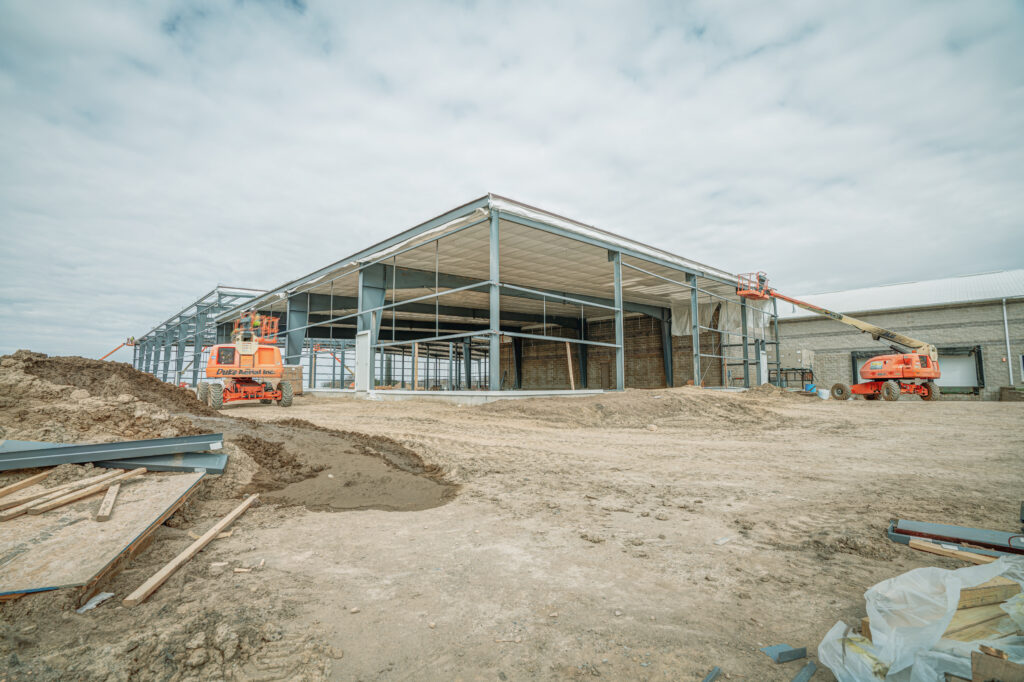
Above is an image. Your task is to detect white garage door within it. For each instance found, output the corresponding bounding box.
[936,354,978,387]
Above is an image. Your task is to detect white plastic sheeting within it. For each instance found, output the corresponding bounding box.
[818,557,1024,681]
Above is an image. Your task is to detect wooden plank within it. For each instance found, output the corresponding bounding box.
[908,538,996,565]
[0,469,53,499]
[1,472,205,600]
[0,469,125,519]
[979,645,1008,660]
[0,469,124,512]
[958,576,1020,610]
[861,616,872,642]
[123,494,259,607]
[76,472,205,607]
[95,483,121,522]
[565,342,575,390]
[971,650,1024,681]
[27,468,146,515]
[944,604,1007,637]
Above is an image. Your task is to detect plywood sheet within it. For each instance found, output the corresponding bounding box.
[0,471,204,596]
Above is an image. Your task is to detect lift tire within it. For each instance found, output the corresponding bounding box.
[830,383,851,401]
[278,381,293,407]
[882,380,900,401]
[921,381,941,401]
[209,383,224,410]
[197,382,209,403]
[864,393,879,400]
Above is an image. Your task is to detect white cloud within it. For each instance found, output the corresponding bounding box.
[1,0,1021,359]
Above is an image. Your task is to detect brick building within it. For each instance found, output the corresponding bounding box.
[777,271,1024,400]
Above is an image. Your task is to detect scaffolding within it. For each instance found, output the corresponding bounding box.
[135,195,781,393]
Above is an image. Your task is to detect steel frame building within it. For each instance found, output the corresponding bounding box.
[133,286,264,386]
[133,195,781,394]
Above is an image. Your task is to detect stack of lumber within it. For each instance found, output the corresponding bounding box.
[861,576,1022,644]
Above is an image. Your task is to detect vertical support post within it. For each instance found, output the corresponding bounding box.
[448,343,454,391]
[488,210,501,390]
[610,251,624,391]
[161,332,172,382]
[689,274,701,386]
[412,343,419,390]
[1003,298,1014,386]
[144,339,153,373]
[175,321,187,385]
[401,348,406,389]
[463,340,472,389]
[512,337,523,389]
[578,316,588,389]
[741,299,750,388]
[425,346,431,389]
[565,342,575,390]
[660,309,674,388]
[192,308,206,387]
[285,293,309,366]
[772,298,781,386]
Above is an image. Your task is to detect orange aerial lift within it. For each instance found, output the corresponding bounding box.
[198,312,292,408]
[100,337,137,361]
[737,273,941,401]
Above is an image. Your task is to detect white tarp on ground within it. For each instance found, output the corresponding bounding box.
[818,557,1024,681]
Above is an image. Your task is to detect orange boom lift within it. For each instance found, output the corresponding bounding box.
[737,273,941,401]
[198,312,293,409]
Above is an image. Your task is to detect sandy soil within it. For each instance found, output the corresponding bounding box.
[1,352,1023,681]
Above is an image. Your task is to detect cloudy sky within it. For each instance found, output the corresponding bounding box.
[1,1,1022,360]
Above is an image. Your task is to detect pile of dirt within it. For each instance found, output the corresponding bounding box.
[14,350,218,417]
[233,433,325,488]
[478,386,791,430]
[739,382,807,400]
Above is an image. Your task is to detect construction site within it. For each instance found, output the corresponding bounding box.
[1,195,1023,681]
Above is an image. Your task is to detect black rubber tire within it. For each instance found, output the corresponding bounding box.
[209,383,224,409]
[260,399,272,404]
[197,382,209,403]
[882,380,901,401]
[864,393,879,401]
[921,381,941,401]
[830,383,851,401]
[278,380,293,407]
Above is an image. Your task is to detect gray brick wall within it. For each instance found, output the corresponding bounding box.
[778,299,1024,400]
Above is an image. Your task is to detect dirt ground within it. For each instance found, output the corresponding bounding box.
[1,352,1023,681]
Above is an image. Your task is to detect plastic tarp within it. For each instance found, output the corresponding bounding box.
[818,557,1024,681]
[669,301,717,337]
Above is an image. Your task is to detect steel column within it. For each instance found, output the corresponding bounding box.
[512,336,523,389]
[153,334,164,380]
[578,317,588,388]
[690,274,700,386]
[741,300,750,388]
[285,293,309,365]
[611,251,624,391]
[772,298,781,386]
[175,321,187,384]
[660,310,674,388]
[192,308,207,386]
[488,210,501,390]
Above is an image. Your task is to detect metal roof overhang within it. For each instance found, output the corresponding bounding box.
[216,195,742,326]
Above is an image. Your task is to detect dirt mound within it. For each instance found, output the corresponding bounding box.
[478,386,790,430]
[739,382,806,400]
[234,433,325,489]
[13,350,217,416]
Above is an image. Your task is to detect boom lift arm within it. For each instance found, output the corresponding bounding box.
[737,273,938,361]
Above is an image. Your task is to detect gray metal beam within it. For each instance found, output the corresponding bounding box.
[741,299,750,388]
[660,311,674,388]
[690,273,700,386]
[0,434,224,472]
[285,293,309,365]
[175,320,187,383]
[611,251,624,390]
[488,210,501,390]
[192,308,206,386]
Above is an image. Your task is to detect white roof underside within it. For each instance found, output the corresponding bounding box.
[237,195,741,324]
[777,270,1024,320]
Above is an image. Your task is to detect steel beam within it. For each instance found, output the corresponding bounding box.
[741,300,750,388]
[285,293,309,365]
[611,251,624,391]
[690,274,700,386]
[660,310,674,388]
[488,211,501,390]
[192,308,207,386]
[175,320,187,384]
[0,434,224,472]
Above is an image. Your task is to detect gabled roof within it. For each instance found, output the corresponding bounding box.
[777,270,1024,319]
